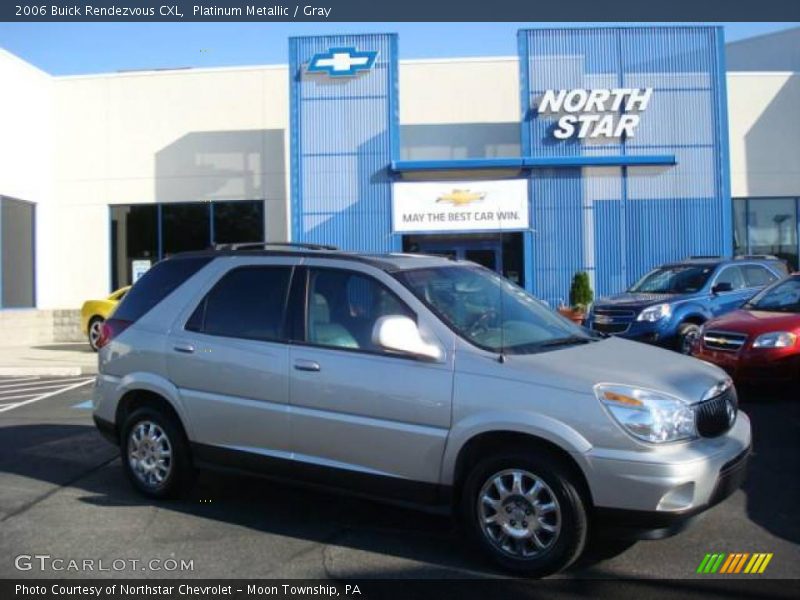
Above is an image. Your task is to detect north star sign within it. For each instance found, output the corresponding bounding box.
[537,88,653,139]
[306,47,379,77]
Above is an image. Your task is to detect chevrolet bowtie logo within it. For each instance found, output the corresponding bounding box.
[436,189,487,206]
[306,47,379,77]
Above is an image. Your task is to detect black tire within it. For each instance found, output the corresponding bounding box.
[461,450,588,577]
[676,322,702,355]
[87,316,104,352]
[120,407,193,499]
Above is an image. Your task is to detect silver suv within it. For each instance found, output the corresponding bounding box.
[92,244,751,576]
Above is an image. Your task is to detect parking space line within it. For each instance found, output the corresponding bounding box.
[0,392,42,402]
[0,377,42,388]
[0,381,88,394]
[0,378,94,414]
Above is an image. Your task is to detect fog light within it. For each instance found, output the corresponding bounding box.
[657,482,695,511]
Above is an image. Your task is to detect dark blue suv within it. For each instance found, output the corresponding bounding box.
[586,256,789,354]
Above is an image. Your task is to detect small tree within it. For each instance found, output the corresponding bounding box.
[569,271,593,312]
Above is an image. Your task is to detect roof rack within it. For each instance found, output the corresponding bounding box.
[734,254,780,261]
[686,255,722,260]
[214,242,339,252]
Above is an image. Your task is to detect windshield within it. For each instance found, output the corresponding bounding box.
[746,277,800,313]
[396,265,595,354]
[628,265,714,294]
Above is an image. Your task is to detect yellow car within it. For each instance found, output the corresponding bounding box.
[80,287,130,351]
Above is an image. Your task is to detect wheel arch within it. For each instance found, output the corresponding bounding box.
[115,389,190,448]
[448,429,594,511]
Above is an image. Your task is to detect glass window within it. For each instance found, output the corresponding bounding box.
[111,204,158,289]
[192,266,291,342]
[742,264,779,288]
[397,265,591,354]
[733,198,747,257]
[715,266,746,290]
[1,197,35,308]
[111,201,266,290]
[747,276,800,313]
[162,203,211,257]
[747,198,798,271]
[629,265,714,294]
[213,201,264,245]
[114,257,212,323]
[307,269,414,351]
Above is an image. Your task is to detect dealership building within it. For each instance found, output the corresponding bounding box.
[0,26,798,342]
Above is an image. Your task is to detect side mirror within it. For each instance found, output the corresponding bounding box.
[712,282,733,295]
[372,316,442,361]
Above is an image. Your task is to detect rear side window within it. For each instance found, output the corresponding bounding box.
[113,257,211,322]
[186,266,291,342]
[743,265,778,287]
[715,266,746,290]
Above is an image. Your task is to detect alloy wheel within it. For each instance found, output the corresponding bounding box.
[127,420,173,489]
[477,468,561,559]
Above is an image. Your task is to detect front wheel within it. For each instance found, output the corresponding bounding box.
[462,451,588,577]
[676,322,702,355]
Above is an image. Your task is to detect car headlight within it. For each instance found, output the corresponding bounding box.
[595,384,696,443]
[636,303,672,322]
[752,331,797,349]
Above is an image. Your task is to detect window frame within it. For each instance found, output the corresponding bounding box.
[295,265,426,360]
[183,264,295,344]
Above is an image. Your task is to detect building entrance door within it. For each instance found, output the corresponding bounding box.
[416,239,503,273]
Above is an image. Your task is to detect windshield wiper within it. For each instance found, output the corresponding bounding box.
[537,336,595,348]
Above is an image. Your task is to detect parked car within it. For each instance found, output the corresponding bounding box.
[80,286,130,351]
[586,256,788,354]
[692,273,800,385]
[92,244,750,577]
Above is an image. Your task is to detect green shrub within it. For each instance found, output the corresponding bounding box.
[569,271,593,312]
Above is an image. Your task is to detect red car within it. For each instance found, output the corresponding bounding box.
[692,273,800,384]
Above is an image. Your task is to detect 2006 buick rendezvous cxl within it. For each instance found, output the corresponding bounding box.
[93,244,751,577]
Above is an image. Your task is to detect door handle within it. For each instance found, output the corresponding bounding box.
[294,359,320,372]
[173,343,195,354]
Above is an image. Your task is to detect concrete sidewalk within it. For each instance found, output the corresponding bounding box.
[0,342,97,376]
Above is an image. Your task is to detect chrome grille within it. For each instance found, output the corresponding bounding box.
[695,386,738,438]
[589,308,635,334]
[703,330,748,352]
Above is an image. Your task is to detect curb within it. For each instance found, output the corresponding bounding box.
[0,366,97,377]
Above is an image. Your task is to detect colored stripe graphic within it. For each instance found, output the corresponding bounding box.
[701,553,773,574]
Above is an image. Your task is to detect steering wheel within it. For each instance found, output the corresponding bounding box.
[468,309,499,338]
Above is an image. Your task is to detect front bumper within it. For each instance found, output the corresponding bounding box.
[693,345,800,383]
[587,312,676,346]
[594,445,750,539]
[582,411,751,536]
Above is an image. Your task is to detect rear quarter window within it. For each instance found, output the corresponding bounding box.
[113,256,212,322]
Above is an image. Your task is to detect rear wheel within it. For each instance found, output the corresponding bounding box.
[87,316,104,352]
[676,322,702,355]
[462,451,588,577]
[120,407,193,499]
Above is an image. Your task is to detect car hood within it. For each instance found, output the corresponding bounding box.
[499,336,726,403]
[706,309,800,335]
[594,292,679,310]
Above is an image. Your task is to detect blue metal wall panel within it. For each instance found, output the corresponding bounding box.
[289,34,400,251]
[519,27,731,306]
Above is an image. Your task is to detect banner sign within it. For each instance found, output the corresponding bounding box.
[392,179,529,234]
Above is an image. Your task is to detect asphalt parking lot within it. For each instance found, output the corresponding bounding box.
[0,376,797,580]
